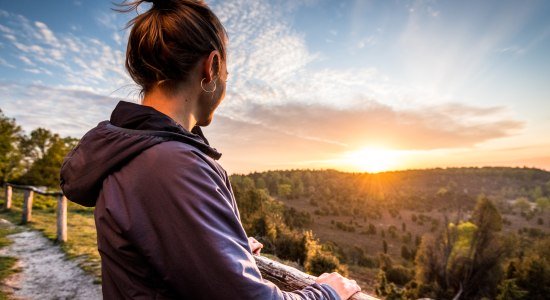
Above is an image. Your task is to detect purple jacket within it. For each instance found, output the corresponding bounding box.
[60,101,340,300]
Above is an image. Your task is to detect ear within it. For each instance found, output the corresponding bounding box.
[202,50,221,83]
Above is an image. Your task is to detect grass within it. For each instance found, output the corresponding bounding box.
[0,187,101,283]
[0,213,23,299]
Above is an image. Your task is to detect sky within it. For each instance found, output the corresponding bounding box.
[0,0,549,174]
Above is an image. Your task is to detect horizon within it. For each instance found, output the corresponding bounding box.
[1,0,549,174]
[228,165,550,176]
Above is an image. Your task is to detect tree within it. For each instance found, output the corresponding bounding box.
[18,130,78,187]
[514,197,531,214]
[375,270,404,299]
[414,197,509,299]
[277,183,292,199]
[535,197,550,214]
[20,127,53,161]
[0,110,24,183]
[302,230,346,276]
[496,279,527,300]
[498,238,550,300]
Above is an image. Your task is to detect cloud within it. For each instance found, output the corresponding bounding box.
[211,0,320,108]
[34,21,59,45]
[0,58,15,68]
[0,11,130,95]
[18,55,34,66]
[206,100,523,173]
[0,24,13,34]
[239,101,524,150]
[96,11,128,46]
[0,82,120,137]
[23,68,52,75]
[203,114,346,172]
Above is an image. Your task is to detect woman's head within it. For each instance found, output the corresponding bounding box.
[118,0,228,125]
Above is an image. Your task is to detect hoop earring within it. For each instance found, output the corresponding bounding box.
[200,78,217,93]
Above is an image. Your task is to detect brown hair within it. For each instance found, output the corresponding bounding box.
[116,0,228,95]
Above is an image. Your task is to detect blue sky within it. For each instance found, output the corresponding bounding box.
[0,0,549,173]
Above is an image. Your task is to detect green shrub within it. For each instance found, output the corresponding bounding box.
[305,251,340,276]
[386,265,414,286]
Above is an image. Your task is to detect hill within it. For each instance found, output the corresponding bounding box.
[230,167,550,297]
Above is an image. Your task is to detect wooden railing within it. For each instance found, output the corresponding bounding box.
[2,183,379,299]
[255,255,379,299]
[3,183,68,242]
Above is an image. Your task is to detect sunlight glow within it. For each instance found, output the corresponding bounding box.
[342,147,403,173]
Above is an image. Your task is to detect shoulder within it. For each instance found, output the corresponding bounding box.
[146,140,208,163]
[135,140,227,182]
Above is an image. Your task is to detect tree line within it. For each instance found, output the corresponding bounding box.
[0,109,78,188]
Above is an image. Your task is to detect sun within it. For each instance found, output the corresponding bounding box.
[342,147,402,173]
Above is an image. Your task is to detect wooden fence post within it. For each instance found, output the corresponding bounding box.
[21,189,33,224]
[4,185,12,210]
[57,195,67,242]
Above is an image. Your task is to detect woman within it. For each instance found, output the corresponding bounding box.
[60,0,361,299]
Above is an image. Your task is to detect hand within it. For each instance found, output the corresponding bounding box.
[248,236,263,256]
[315,272,361,300]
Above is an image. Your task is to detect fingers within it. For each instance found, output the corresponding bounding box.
[248,237,263,254]
[248,237,263,247]
[317,273,330,279]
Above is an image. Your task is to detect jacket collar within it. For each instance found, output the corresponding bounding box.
[110,100,220,158]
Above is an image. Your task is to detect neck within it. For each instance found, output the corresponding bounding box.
[141,85,198,132]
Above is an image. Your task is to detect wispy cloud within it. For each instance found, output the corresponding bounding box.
[0,82,120,137]
[0,10,130,95]
[240,101,523,150]
[0,57,15,68]
[34,21,59,45]
[95,11,128,46]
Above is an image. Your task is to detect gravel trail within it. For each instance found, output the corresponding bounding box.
[0,218,102,300]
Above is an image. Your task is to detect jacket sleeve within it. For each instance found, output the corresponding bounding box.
[122,143,341,300]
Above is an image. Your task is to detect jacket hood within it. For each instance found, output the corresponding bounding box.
[59,100,222,207]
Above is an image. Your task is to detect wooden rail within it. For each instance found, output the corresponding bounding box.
[3,183,67,242]
[254,255,379,300]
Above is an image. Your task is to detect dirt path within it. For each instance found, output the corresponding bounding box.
[0,219,102,300]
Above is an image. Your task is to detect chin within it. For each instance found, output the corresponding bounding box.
[197,115,214,127]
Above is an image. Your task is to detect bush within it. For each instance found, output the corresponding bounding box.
[283,207,312,229]
[386,265,414,286]
[335,221,355,232]
[359,255,378,268]
[305,251,340,276]
[368,223,377,235]
[272,230,307,264]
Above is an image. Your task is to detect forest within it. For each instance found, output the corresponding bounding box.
[229,167,549,299]
[1,109,549,299]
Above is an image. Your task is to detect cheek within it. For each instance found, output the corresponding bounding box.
[220,85,226,100]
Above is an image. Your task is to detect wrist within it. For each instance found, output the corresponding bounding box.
[319,283,341,300]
